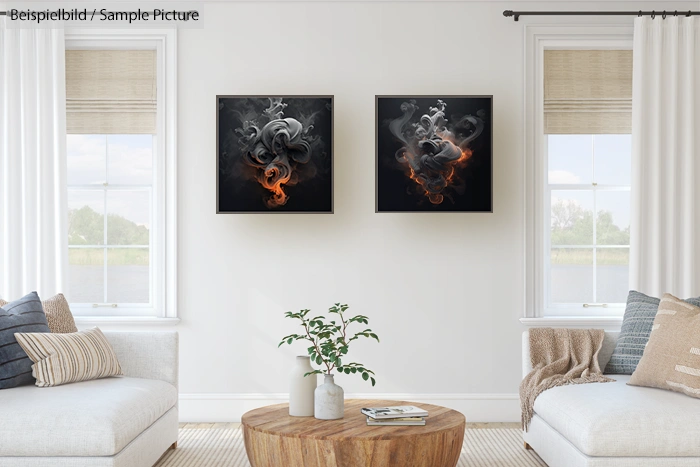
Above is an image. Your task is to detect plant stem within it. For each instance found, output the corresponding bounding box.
[329,308,348,374]
[303,320,331,374]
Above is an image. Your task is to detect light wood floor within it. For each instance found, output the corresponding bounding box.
[180,422,520,429]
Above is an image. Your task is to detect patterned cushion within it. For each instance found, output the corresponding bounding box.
[0,293,77,334]
[629,294,700,398]
[0,292,51,389]
[605,291,700,374]
[40,294,78,333]
[15,327,123,387]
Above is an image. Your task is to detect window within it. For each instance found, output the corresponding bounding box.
[547,134,631,312]
[523,26,634,321]
[65,30,177,319]
[542,49,632,316]
[67,134,154,308]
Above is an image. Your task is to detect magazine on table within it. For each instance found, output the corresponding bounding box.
[361,405,428,420]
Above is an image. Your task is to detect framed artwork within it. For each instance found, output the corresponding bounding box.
[217,95,333,213]
[375,95,493,213]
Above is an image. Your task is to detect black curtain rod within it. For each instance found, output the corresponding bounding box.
[504,10,700,22]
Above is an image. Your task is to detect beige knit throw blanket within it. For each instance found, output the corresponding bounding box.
[520,328,614,431]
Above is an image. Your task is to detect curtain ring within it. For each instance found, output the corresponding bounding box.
[674,10,678,17]
[638,10,642,17]
[651,11,655,19]
[662,11,667,19]
[688,11,693,17]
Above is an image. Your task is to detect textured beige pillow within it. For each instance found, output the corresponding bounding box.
[629,293,700,398]
[41,294,78,333]
[14,327,123,387]
[0,293,77,333]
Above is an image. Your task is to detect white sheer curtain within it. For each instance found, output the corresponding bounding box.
[630,17,700,297]
[0,20,68,300]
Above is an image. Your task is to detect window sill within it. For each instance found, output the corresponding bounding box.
[520,316,622,330]
[74,316,180,327]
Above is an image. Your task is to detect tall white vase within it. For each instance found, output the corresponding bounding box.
[289,356,317,417]
[314,374,344,420]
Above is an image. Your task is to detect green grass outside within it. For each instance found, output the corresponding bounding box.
[551,248,629,266]
[69,248,149,266]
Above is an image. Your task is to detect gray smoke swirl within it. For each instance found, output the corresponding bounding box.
[235,98,313,208]
[389,99,485,205]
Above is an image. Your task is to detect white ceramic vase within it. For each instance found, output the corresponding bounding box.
[289,356,317,417]
[314,374,344,420]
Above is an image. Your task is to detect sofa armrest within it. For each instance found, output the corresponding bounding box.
[103,331,178,389]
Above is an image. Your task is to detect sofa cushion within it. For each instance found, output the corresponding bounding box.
[534,375,700,457]
[0,292,51,389]
[0,376,177,456]
[16,327,123,387]
[605,291,700,375]
[39,293,78,333]
[629,294,700,399]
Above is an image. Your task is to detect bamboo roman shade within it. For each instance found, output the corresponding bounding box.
[66,50,156,134]
[544,50,632,134]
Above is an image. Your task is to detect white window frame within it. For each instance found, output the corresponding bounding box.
[522,25,632,328]
[65,29,178,323]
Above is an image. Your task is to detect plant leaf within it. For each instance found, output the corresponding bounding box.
[362,372,369,381]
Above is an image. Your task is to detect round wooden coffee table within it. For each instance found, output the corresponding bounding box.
[241,399,465,467]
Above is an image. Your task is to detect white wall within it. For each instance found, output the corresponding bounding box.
[104,0,696,422]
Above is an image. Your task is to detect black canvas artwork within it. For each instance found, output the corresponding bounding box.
[376,96,492,212]
[217,96,333,213]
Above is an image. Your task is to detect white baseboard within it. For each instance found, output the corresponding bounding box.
[178,393,520,423]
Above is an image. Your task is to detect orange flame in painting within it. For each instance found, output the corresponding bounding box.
[257,162,301,208]
[258,167,289,208]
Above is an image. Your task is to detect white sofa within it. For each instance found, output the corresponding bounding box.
[0,331,179,467]
[522,330,700,467]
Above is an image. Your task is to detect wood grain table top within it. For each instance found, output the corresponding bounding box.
[241,399,466,441]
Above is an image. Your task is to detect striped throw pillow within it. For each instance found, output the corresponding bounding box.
[14,327,123,387]
[629,294,700,399]
[0,292,51,389]
[0,293,77,334]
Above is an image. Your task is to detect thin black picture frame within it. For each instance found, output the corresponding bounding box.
[216,94,334,214]
[375,95,494,213]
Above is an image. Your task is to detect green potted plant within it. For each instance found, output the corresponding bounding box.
[279,303,380,420]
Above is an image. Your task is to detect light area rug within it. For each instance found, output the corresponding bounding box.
[155,425,546,467]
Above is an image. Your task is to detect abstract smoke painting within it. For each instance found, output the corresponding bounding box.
[376,96,492,212]
[217,96,333,213]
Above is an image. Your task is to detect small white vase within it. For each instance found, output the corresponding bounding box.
[289,356,317,417]
[314,374,344,420]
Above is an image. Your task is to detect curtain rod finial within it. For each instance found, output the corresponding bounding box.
[503,10,520,21]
